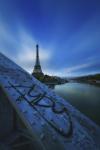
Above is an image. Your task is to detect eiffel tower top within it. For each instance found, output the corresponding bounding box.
[33,44,43,76]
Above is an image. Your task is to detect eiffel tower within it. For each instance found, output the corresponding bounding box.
[32,44,44,77]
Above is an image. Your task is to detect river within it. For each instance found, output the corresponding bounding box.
[55,82,100,126]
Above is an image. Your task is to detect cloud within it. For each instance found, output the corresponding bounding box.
[15,45,52,72]
[0,16,99,77]
[0,23,52,73]
[13,29,52,72]
[0,21,18,55]
[43,62,97,77]
[16,46,51,64]
[64,62,94,74]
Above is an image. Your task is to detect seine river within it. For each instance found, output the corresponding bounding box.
[55,82,100,126]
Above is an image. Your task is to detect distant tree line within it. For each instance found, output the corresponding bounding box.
[74,74,100,83]
[33,73,67,84]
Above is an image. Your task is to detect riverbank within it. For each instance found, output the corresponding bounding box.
[71,73,100,87]
[72,80,100,87]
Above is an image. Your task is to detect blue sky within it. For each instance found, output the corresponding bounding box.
[0,0,100,77]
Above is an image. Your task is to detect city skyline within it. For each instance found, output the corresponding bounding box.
[0,0,100,77]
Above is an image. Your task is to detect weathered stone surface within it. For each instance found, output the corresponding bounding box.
[0,52,100,150]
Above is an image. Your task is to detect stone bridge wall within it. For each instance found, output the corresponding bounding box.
[0,87,24,140]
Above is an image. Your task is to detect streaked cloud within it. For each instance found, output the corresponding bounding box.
[43,61,99,77]
[0,0,100,77]
[64,62,94,74]
[0,23,52,73]
[15,44,52,72]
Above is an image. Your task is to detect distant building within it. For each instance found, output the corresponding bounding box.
[32,44,44,77]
